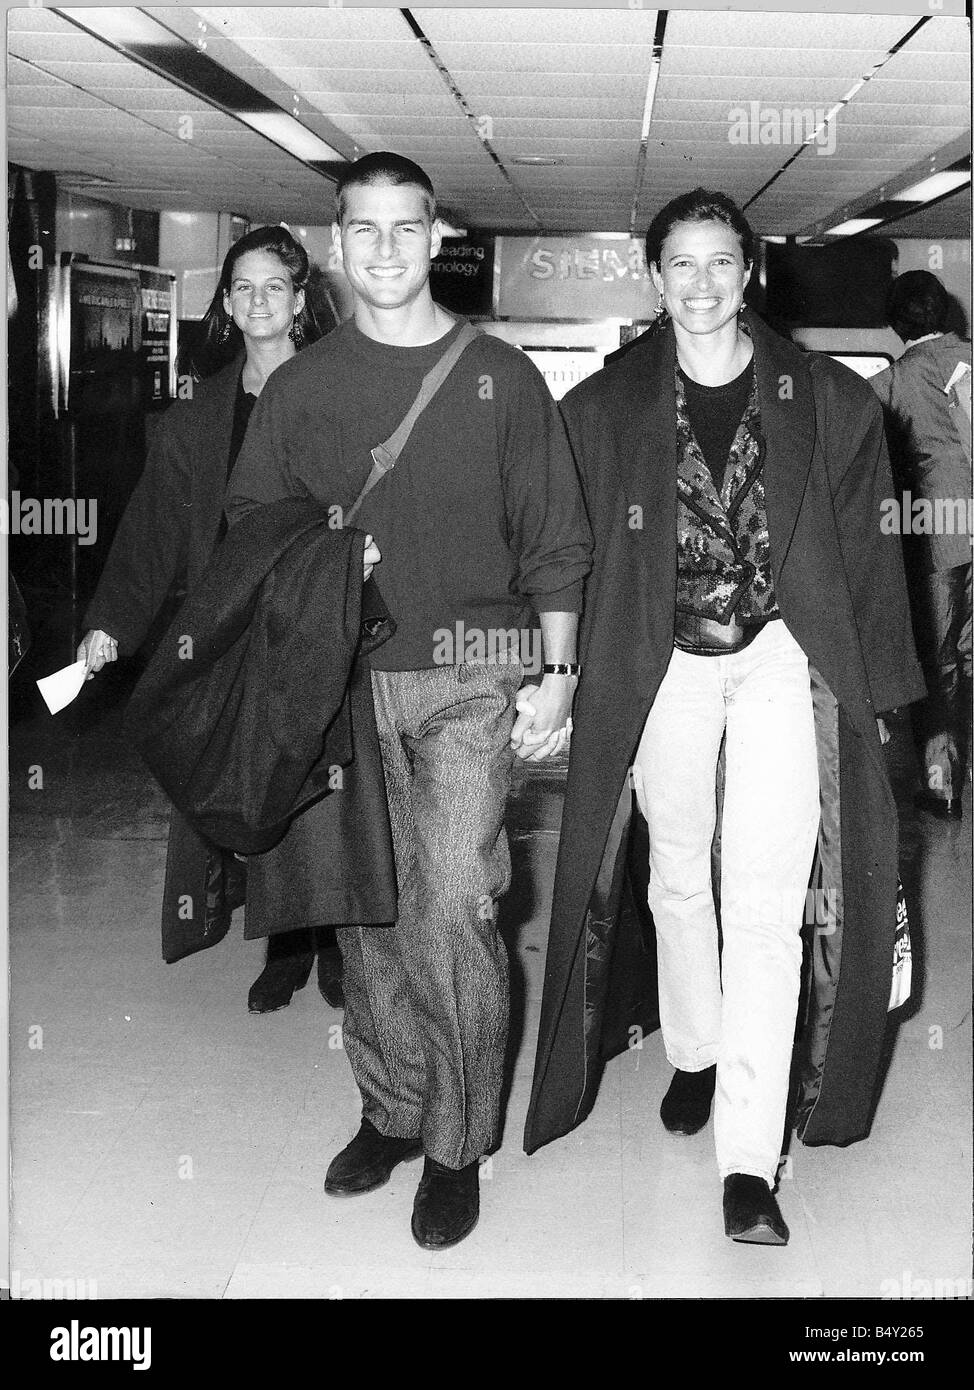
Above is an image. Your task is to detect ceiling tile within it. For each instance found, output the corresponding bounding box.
[4,5,969,237]
[434,41,664,75]
[191,6,414,44]
[414,8,661,46]
[662,47,902,80]
[666,10,910,52]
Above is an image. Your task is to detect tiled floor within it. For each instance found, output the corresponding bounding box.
[6,679,972,1299]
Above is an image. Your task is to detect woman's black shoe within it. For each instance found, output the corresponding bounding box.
[660,1065,717,1135]
[317,945,345,1009]
[248,950,314,1013]
[411,1158,480,1249]
[723,1174,789,1245]
[249,928,316,1013]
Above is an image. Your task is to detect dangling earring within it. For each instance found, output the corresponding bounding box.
[218,320,232,344]
[288,318,305,349]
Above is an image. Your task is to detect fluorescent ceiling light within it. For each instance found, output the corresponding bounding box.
[762,236,787,244]
[59,6,348,176]
[639,32,663,141]
[59,7,170,46]
[236,112,342,163]
[890,170,970,203]
[826,217,884,237]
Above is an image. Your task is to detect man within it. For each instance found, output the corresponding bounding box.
[872,270,972,819]
[226,153,591,1248]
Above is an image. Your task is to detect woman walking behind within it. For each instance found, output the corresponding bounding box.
[79,224,346,1012]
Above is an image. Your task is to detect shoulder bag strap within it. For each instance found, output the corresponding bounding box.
[344,321,480,526]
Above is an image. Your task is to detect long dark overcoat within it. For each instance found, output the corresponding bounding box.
[524,309,926,1154]
[85,359,396,961]
[86,360,246,958]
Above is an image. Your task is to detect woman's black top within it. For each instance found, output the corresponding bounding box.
[228,372,259,480]
[216,373,259,545]
[678,359,753,493]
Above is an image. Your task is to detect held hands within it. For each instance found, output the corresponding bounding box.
[77,629,117,681]
[510,676,576,762]
[363,533,381,583]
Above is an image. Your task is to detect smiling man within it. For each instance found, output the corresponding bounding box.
[226,152,591,1249]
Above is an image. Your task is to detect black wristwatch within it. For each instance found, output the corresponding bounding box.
[542,663,582,676]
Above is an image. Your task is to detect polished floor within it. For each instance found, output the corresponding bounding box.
[7,669,972,1300]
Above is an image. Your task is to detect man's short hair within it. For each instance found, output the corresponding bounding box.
[886,270,950,342]
[335,152,437,224]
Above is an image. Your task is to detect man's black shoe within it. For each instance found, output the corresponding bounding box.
[317,945,345,1009]
[660,1065,717,1135]
[247,952,314,1013]
[411,1157,480,1249]
[324,1119,423,1196]
[723,1174,789,1245]
[914,791,962,820]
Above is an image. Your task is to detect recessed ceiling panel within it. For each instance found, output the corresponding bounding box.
[414,8,661,45]
[192,6,415,43]
[665,10,910,51]
[4,6,971,235]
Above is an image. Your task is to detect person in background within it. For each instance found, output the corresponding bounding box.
[78,223,348,1011]
[871,269,972,820]
[525,188,924,1246]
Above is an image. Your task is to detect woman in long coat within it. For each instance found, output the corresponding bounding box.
[524,189,924,1245]
[79,224,356,1011]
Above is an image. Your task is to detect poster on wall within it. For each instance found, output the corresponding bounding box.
[430,236,494,316]
[138,270,176,409]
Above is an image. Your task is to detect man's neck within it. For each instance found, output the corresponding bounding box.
[353,295,455,347]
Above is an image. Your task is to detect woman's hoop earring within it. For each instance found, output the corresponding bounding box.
[289,319,305,348]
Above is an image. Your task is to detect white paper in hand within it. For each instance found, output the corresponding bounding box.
[36,660,88,715]
[943,361,971,395]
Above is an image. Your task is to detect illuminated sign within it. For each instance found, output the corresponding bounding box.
[496,235,660,320]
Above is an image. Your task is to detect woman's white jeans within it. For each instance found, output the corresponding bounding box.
[631,620,820,1186]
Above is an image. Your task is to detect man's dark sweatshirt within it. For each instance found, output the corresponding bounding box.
[225,316,592,670]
